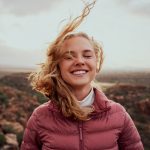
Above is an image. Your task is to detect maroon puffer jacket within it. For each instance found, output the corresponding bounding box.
[21,89,144,150]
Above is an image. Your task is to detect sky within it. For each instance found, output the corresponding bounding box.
[0,0,150,71]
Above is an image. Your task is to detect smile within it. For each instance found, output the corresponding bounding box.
[71,70,88,75]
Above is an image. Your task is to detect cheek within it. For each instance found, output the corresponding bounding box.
[59,59,65,69]
[58,61,70,78]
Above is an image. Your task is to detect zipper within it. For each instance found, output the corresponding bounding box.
[79,122,83,150]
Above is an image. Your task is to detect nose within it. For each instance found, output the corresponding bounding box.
[74,56,85,66]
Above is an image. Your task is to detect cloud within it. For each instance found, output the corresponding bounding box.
[133,4,150,16]
[0,0,64,16]
[117,0,150,16]
[0,43,44,67]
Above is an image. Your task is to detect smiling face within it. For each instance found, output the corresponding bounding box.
[58,36,97,91]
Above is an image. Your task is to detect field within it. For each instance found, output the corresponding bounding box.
[0,68,150,149]
[96,70,150,87]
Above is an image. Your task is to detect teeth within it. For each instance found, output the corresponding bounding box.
[72,71,86,75]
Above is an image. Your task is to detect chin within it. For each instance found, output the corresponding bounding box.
[69,81,91,89]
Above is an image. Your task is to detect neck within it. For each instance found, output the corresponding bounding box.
[71,85,92,101]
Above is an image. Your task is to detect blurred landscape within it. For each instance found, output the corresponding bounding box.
[0,67,150,150]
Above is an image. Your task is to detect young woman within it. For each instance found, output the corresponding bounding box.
[21,1,144,150]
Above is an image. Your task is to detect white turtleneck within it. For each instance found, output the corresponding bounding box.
[78,88,94,107]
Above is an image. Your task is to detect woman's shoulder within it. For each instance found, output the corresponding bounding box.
[106,100,130,128]
[109,100,126,113]
[94,88,126,114]
[106,99,128,122]
[32,100,59,116]
[33,101,52,116]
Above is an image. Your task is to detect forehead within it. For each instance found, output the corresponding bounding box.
[61,36,94,52]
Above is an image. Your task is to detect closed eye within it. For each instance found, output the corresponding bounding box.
[83,51,94,59]
[84,55,92,58]
[63,54,74,60]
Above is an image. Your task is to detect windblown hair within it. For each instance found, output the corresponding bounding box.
[29,0,104,120]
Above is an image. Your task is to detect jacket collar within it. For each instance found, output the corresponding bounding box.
[92,88,111,113]
[48,88,111,114]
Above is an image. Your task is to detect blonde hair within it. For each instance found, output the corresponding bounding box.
[29,0,104,120]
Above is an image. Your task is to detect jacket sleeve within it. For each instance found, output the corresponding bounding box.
[21,111,42,150]
[118,111,144,150]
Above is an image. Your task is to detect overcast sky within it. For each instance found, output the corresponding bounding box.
[0,0,150,71]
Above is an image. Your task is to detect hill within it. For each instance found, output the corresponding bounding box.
[0,72,149,149]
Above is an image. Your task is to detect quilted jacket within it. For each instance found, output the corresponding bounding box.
[21,88,144,150]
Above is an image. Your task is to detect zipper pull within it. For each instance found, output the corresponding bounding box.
[79,126,83,140]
